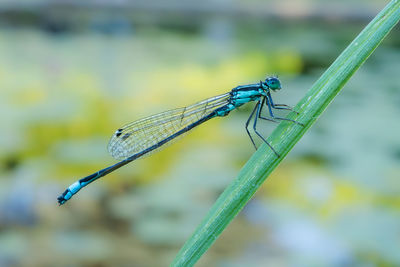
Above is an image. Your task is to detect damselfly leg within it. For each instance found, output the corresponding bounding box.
[267,91,300,115]
[245,102,259,150]
[245,95,302,157]
[258,97,279,123]
[253,100,280,157]
[265,95,303,126]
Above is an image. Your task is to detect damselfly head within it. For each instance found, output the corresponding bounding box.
[265,77,281,91]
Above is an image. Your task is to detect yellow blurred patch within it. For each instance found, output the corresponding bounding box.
[12,86,46,105]
[273,49,303,74]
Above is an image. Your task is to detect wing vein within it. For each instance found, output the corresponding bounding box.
[108,92,231,160]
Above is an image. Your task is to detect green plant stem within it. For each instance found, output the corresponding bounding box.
[171,1,400,266]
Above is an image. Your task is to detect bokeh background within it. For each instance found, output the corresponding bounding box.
[1,0,399,266]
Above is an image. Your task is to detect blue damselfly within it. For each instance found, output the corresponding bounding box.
[58,76,301,205]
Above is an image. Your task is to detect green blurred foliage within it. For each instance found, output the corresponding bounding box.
[0,1,399,266]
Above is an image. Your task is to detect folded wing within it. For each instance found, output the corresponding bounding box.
[108,93,231,160]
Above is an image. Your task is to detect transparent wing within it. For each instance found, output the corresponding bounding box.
[108,93,231,160]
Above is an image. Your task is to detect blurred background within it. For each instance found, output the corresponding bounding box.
[0,0,399,266]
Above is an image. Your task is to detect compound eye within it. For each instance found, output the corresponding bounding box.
[267,77,281,90]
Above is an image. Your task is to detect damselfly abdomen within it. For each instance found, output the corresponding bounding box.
[58,76,301,205]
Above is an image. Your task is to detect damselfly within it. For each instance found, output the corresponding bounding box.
[58,76,302,205]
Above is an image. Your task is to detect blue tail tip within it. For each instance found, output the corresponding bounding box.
[57,190,70,205]
[57,196,66,205]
